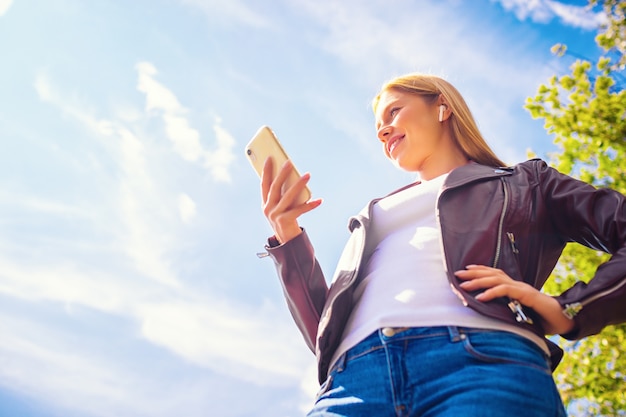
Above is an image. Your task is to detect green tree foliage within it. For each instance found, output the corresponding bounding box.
[525,1,626,415]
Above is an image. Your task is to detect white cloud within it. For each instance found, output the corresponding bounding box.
[136,62,183,113]
[32,71,182,287]
[0,0,12,17]
[0,256,312,388]
[136,62,203,163]
[135,62,237,182]
[34,73,53,101]
[0,311,258,417]
[0,317,131,417]
[284,0,546,164]
[0,298,314,416]
[178,0,271,28]
[492,0,606,29]
[207,119,237,182]
[292,0,544,90]
[0,256,129,312]
[135,298,312,385]
[18,67,313,404]
[34,72,116,137]
[547,1,606,30]
[161,113,204,162]
[178,193,197,224]
[299,363,320,413]
[0,240,313,390]
[33,67,237,288]
[494,0,553,22]
[0,190,92,219]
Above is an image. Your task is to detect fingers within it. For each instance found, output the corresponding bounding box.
[455,264,499,277]
[268,159,293,205]
[285,197,323,218]
[262,157,292,207]
[471,283,530,302]
[260,157,322,243]
[262,158,303,207]
[454,266,575,335]
[260,157,275,204]
[282,171,312,206]
[263,159,314,215]
[455,265,536,303]
[455,265,508,289]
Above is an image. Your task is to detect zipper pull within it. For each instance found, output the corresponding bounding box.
[508,299,534,324]
[256,251,270,258]
[506,232,519,254]
[563,302,582,319]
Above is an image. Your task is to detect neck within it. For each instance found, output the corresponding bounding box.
[418,152,470,181]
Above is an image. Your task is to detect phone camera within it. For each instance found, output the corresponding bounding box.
[246,149,252,156]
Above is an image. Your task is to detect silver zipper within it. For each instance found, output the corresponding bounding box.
[506,232,519,254]
[508,300,534,324]
[492,178,509,268]
[494,179,534,324]
[496,180,626,322]
[563,277,626,319]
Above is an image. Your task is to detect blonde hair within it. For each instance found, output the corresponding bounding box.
[372,73,506,167]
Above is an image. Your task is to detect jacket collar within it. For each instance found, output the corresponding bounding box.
[349,162,514,232]
[443,161,513,190]
[384,161,513,197]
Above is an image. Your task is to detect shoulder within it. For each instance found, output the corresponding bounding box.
[511,159,601,198]
[511,158,548,174]
[509,158,556,184]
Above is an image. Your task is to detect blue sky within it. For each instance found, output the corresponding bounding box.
[0,0,606,416]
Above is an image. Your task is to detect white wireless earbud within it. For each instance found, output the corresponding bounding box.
[438,105,446,122]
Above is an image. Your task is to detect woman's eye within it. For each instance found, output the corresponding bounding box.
[390,107,400,117]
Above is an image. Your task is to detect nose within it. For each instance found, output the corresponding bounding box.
[377,125,392,142]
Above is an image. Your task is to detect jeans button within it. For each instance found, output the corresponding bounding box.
[382,327,395,337]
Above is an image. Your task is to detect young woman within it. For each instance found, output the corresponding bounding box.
[258,73,626,416]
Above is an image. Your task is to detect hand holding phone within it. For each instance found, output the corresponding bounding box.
[245,125,321,243]
[245,125,312,206]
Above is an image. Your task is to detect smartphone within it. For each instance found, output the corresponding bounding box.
[245,125,312,206]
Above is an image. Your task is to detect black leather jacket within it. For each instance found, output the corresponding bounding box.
[266,159,626,383]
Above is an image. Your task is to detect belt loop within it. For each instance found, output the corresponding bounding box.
[448,326,462,342]
[334,352,347,373]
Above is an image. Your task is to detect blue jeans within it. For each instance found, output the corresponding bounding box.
[308,326,566,417]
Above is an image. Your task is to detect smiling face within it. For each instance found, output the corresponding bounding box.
[374,89,466,179]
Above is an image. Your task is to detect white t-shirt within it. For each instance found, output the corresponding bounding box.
[329,174,547,371]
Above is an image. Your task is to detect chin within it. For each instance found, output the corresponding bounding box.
[391,157,414,170]
[392,162,415,173]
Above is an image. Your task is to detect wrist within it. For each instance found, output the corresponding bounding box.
[541,296,575,335]
[275,225,302,244]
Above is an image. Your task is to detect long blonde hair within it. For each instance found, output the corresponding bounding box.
[372,73,506,168]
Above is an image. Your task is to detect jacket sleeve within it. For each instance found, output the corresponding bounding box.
[535,160,626,339]
[266,230,329,353]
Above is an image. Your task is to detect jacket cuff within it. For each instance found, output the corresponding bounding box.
[554,295,597,340]
[265,228,306,250]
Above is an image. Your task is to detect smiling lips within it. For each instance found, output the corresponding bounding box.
[387,135,404,155]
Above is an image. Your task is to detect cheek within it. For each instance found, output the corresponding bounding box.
[401,112,427,132]
[410,117,438,140]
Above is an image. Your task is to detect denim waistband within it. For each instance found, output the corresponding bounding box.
[330,326,515,374]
